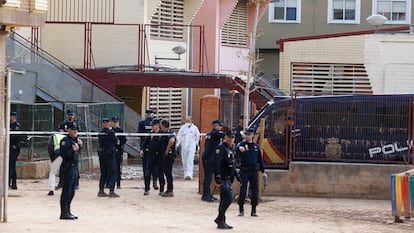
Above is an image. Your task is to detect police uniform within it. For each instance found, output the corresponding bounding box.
[98,118,120,198]
[111,116,127,189]
[213,132,239,229]
[160,121,176,197]
[138,109,158,189]
[201,120,225,202]
[141,118,166,195]
[57,109,79,189]
[9,111,22,190]
[59,123,80,220]
[236,129,265,217]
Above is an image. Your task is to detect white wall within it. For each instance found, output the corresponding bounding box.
[365,34,414,94]
[219,46,249,76]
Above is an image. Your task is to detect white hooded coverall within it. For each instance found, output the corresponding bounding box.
[176,123,200,179]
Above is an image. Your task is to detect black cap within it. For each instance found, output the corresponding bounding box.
[211,119,223,126]
[151,118,161,126]
[244,128,255,135]
[145,109,154,114]
[66,109,75,115]
[238,114,244,120]
[287,115,293,120]
[67,122,79,130]
[10,111,17,116]
[225,131,235,138]
[111,116,119,122]
[102,118,110,123]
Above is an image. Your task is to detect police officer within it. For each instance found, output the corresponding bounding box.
[111,116,126,189]
[98,118,120,198]
[201,120,225,202]
[59,122,82,220]
[138,108,159,190]
[235,128,266,217]
[9,111,22,190]
[213,131,239,229]
[140,118,165,195]
[160,119,176,197]
[57,109,79,189]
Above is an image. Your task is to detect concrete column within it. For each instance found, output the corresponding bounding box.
[198,95,220,194]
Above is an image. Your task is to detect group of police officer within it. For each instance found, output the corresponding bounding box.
[201,119,267,229]
[97,116,126,198]
[139,110,176,197]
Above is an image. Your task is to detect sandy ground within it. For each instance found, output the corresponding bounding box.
[1,164,414,233]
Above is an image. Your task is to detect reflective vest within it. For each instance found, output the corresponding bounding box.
[53,134,66,155]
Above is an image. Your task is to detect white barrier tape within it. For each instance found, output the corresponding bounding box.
[9,131,175,138]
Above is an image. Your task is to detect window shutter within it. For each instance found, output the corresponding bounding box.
[221,0,248,47]
[150,0,184,40]
[291,63,372,95]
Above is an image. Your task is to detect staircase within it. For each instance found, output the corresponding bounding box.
[6,32,141,156]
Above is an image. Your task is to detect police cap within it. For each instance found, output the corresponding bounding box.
[111,116,119,122]
[67,122,79,130]
[66,109,75,115]
[238,114,244,120]
[10,111,17,116]
[224,131,235,138]
[151,118,161,126]
[102,118,110,123]
[244,128,255,135]
[145,109,154,114]
[211,119,223,126]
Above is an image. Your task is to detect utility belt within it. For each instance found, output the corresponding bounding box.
[241,166,258,172]
[98,147,115,156]
[62,161,78,169]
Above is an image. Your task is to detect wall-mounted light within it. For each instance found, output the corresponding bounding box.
[155,45,186,64]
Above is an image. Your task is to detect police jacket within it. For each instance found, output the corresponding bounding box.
[141,130,164,156]
[236,141,265,173]
[213,142,239,184]
[99,128,117,152]
[233,124,243,144]
[10,121,22,147]
[112,126,127,149]
[58,120,79,132]
[138,117,153,148]
[203,129,224,160]
[161,129,176,157]
[60,135,80,164]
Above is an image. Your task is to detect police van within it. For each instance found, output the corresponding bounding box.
[248,95,414,169]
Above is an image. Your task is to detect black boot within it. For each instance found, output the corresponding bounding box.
[11,180,17,190]
[238,205,244,216]
[60,207,75,220]
[214,217,230,229]
[68,206,78,219]
[223,216,233,229]
[251,206,258,217]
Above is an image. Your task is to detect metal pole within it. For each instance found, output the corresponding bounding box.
[2,69,12,222]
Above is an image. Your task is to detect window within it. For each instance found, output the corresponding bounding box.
[150,0,184,40]
[328,0,361,24]
[221,0,248,46]
[372,0,412,24]
[269,0,301,23]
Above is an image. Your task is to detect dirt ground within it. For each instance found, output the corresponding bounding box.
[1,165,414,233]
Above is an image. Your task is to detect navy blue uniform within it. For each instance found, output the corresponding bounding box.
[202,129,224,200]
[141,130,166,193]
[113,126,127,188]
[213,142,239,228]
[138,117,158,187]
[9,121,22,189]
[233,123,244,144]
[161,129,176,193]
[98,128,118,192]
[236,141,265,209]
[57,120,80,188]
[59,135,80,219]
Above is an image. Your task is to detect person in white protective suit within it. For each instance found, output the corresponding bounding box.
[176,116,200,180]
